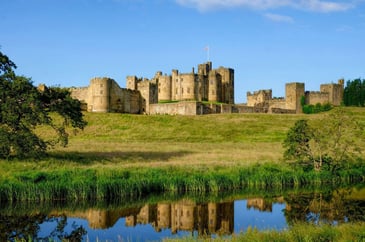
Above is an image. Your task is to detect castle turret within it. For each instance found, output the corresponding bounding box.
[157,74,172,102]
[90,77,112,112]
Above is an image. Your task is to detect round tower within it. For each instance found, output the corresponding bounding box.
[90,77,111,112]
[158,75,172,102]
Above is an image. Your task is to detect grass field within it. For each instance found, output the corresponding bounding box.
[0,107,364,201]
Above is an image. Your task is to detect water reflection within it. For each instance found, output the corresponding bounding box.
[1,187,364,241]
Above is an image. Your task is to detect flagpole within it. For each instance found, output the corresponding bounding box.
[205,45,210,62]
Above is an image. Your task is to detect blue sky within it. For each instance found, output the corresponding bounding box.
[2,0,365,103]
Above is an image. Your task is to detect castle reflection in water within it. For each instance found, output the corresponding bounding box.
[126,200,233,235]
[59,198,281,236]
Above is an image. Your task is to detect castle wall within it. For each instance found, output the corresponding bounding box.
[247,89,272,107]
[305,91,330,105]
[149,101,200,115]
[70,77,143,114]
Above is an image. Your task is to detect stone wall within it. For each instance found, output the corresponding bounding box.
[305,91,330,105]
[149,102,200,115]
[247,89,272,107]
[70,77,142,113]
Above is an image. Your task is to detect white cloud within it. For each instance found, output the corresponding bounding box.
[176,0,354,12]
[264,13,294,23]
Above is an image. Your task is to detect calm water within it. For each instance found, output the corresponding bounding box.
[1,187,364,241]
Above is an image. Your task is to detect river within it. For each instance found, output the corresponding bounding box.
[1,186,364,241]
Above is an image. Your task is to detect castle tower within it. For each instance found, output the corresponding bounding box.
[216,67,234,104]
[90,77,112,112]
[158,74,172,102]
[320,79,344,106]
[208,70,218,102]
[286,82,305,113]
[127,76,139,90]
[138,80,157,114]
[171,69,179,101]
[157,203,171,231]
[208,203,217,232]
[198,62,212,75]
[180,73,195,101]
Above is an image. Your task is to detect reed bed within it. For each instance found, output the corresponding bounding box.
[1,163,363,202]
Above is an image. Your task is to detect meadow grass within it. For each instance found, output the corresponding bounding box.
[0,107,364,202]
[165,222,365,242]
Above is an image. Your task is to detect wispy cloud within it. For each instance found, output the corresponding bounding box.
[264,13,294,23]
[175,0,355,12]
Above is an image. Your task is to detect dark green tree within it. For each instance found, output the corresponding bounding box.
[0,51,86,158]
[343,79,365,106]
[283,119,313,166]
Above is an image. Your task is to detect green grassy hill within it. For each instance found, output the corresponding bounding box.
[0,107,364,201]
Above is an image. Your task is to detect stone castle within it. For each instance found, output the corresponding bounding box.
[246,80,344,114]
[70,62,344,115]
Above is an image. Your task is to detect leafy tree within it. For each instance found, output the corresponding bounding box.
[283,119,313,164]
[343,79,365,106]
[283,108,364,173]
[0,51,86,158]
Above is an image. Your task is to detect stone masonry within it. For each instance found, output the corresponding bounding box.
[70,62,344,115]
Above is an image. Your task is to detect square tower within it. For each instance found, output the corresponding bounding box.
[286,82,305,113]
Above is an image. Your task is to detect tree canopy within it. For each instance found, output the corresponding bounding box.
[0,51,86,158]
[283,108,364,173]
[343,79,365,107]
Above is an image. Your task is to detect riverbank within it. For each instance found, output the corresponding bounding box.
[165,222,365,242]
[1,163,364,202]
[0,108,364,202]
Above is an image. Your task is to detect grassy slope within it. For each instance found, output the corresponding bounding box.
[0,107,364,201]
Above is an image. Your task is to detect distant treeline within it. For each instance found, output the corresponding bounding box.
[344,79,365,107]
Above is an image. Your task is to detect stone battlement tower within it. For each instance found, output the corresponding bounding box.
[128,62,234,105]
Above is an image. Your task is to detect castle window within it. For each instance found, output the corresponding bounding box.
[182,88,184,94]
[187,88,190,94]
[176,88,178,94]
[100,90,103,95]
[159,88,160,93]
[100,84,103,88]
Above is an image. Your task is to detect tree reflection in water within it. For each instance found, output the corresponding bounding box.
[0,214,86,242]
[284,188,365,225]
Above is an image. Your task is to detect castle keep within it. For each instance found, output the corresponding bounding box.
[71,62,235,115]
[70,62,344,115]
